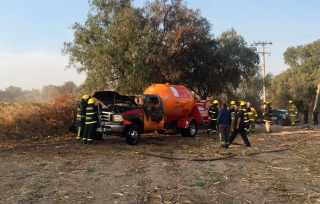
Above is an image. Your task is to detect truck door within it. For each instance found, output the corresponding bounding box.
[144,96,164,130]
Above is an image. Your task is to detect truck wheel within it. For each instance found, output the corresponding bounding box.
[278,119,284,126]
[181,120,197,137]
[125,125,140,145]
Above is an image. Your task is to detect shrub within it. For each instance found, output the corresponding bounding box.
[0,94,78,141]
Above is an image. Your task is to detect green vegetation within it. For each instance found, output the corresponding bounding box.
[62,0,259,99]
[86,167,96,172]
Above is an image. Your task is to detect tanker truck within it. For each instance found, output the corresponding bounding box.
[93,83,204,145]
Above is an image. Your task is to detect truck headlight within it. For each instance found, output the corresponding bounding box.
[113,114,123,122]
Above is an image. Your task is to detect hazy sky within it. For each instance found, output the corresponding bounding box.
[1,0,320,91]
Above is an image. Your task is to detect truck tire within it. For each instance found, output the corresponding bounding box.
[124,125,140,145]
[278,119,284,126]
[181,120,197,137]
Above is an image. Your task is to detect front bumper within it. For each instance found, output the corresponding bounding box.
[96,122,124,134]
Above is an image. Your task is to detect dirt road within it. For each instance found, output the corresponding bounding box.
[1,124,320,204]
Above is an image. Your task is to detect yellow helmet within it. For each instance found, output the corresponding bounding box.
[230,100,235,105]
[240,101,246,106]
[88,98,95,104]
[289,100,292,103]
[264,101,271,105]
[213,100,219,104]
[82,94,90,100]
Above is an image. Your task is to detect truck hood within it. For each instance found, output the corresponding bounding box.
[92,91,138,106]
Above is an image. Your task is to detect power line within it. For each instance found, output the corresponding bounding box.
[270,32,320,44]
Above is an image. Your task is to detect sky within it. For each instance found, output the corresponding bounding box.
[1,0,320,91]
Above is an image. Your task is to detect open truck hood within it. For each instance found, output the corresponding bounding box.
[92,91,138,106]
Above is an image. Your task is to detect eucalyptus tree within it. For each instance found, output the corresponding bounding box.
[270,39,320,110]
[208,28,260,99]
[62,0,259,97]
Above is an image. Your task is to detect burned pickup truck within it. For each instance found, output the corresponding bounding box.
[93,83,205,145]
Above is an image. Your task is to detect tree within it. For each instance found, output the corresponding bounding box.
[270,39,320,111]
[5,86,22,102]
[41,85,59,102]
[62,0,259,97]
[59,81,78,95]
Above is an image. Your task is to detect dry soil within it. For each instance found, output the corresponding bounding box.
[1,124,320,204]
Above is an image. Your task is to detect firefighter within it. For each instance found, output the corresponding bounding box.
[229,100,236,131]
[239,101,250,132]
[82,98,100,144]
[263,101,272,133]
[76,94,90,140]
[207,100,219,134]
[246,102,257,132]
[287,100,298,126]
[229,101,251,147]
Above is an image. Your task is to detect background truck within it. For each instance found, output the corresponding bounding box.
[93,83,204,145]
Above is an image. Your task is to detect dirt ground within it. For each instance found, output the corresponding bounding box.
[1,123,320,204]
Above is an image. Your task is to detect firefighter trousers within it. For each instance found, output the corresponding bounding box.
[76,117,86,140]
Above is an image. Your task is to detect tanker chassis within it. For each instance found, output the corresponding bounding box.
[93,83,204,145]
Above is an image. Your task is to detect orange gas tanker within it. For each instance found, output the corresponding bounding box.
[144,83,194,117]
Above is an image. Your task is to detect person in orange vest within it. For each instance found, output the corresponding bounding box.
[287,100,298,126]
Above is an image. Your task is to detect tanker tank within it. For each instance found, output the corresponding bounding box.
[144,83,195,117]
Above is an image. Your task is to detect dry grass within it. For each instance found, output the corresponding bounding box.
[0,94,77,141]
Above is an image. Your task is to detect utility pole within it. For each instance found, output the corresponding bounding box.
[252,41,272,102]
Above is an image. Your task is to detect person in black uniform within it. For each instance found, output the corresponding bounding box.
[313,108,319,125]
[303,107,308,124]
[229,101,251,147]
[207,100,219,134]
[82,98,101,144]
[76,94,90,140]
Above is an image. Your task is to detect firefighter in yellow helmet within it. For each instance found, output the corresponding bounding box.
[207,100,219,134]
[82,98,101,144]
[239,101,250,132]
[246,101,258,132]
[76,94,90,140]
[287,100,298,126]
[229,100,236,131]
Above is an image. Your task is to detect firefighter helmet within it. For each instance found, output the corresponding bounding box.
[289,100,293,103]
[213,100,219,104]
[246,101,251,106]
[264,101,271,105]
[230,100,235,105]
[82,94,90,100]
[88,98,95,104]
[240,101,246,106]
